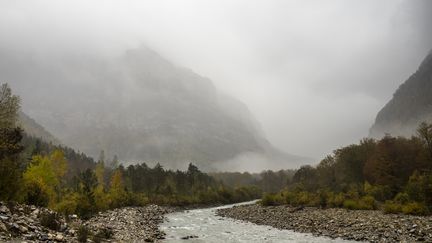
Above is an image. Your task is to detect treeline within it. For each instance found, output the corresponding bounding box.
[0,83,261,219]
[262,124,432,215]
[210,169,296,193]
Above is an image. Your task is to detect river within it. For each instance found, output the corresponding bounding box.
[160,201,355,242]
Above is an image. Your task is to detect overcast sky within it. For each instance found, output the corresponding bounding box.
[1,0,431,159]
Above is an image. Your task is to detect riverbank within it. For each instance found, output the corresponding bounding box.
[217,203,432,242]
[0,201,171,242]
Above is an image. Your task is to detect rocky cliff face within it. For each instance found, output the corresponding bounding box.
[3,46,306,170]
[370,51,432,138]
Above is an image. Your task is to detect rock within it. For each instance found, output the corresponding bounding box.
[83,205,170,242]
[19,226,28,233]
[0,222,7,232]
[0,206,9,214]
[0,201,170,243]
[55,233,64,241]
[216,203,432,243]
[181,235,199,240]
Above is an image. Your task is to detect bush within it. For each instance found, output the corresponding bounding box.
[22,181,50,207]
[295,191,312,206]
[358,195,377,210]
[394,192,410,204]
[54,192,79,216]
[342,196,376,210]
[401,202,429,216]
[77,225,90,243]
[261,193,283,206]
[343,200,359,210]
[330,193,345,208]
[364,183,393,202]
[39,212,61,231]
[383,200,402,214]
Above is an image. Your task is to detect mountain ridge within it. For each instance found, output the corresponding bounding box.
[370,50,432,138]
[3,45,308,171]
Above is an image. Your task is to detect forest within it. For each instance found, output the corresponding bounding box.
[261,123,432,215]
[3,81,432,219]
[0,83,263,219]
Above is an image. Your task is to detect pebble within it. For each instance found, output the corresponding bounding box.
[0,201,171,242]
[217,204,432,243]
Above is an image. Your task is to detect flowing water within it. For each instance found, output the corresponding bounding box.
[161,201,355,243]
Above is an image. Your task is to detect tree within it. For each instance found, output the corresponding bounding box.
[292,165,318,191]
[98,150,105,164]
[74,169,99,218]
[0,83,20,128]
[108,155,119,169]
[109,169,127,207]
[23,152,62,206]
[0,84,23,200]
[417,122,432,160]
[95,161,105,187]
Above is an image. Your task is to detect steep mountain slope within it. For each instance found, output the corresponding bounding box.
[370,51,432,138]
[17,111,60,144]
[2,46,307,170]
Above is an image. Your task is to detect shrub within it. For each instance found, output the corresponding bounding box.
[394,192,409,204]
[383,200,402,214]
[401,202,429,216]
[296,191,312,206]
[261,193,283,206]
[77,225,90,243]
[342,196,376,210]
[54,192,79,216]
[358,195,377,210]
[39,212,61,231]
[284,191,296,205]
[22,180,50,207]
[364,183,393,202]
[343,200,359,210]
[331,193,345,208]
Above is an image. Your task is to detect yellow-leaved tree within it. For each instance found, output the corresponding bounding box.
[22,150,67,207]
[94,161,109,210]
[109,169,128,208]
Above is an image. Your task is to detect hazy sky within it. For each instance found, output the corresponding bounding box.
[1,0,431,160]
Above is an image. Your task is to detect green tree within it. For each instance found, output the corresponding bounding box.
[109,155,119,169]
[417,122,432,160]
[76,169,98,218]
[0,83,20,128]
[0,83,23,200]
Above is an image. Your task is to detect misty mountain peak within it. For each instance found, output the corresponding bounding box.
[5,45,306,171]
[370,50,432,138]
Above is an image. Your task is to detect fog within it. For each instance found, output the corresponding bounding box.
[1,0,431,160]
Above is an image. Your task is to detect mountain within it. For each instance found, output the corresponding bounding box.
[370,51,432,138]
[17,111,60,144]
[2,46,307,171]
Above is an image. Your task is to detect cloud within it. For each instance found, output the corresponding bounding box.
[0,0,430,159]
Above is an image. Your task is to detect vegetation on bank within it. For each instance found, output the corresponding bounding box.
[261,124,432,215]
[210,169,295,194]
[0,83,261,219]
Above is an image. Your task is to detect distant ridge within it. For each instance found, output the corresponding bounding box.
[370,50,432,138]
[4,46,308,171]
[18,111,60,144]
